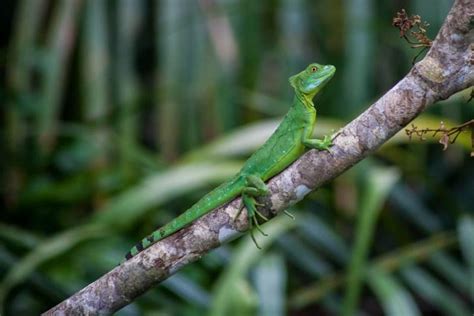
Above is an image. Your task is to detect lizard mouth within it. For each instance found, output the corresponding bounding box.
[299,64,336,98]
[318,65,336,81]
[315,65,336,87]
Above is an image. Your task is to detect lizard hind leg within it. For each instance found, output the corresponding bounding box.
[240,174,271,248]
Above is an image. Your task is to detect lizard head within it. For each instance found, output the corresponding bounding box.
[289,63,336,100]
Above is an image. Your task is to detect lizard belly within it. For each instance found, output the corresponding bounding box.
[240,119,307,181]
[261,141,305,180]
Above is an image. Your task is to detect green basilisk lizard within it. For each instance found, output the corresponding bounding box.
[124,63,336,261]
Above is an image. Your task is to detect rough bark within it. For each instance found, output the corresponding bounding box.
[43,0,473,314]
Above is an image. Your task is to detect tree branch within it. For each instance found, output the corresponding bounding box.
[43,0,473,314]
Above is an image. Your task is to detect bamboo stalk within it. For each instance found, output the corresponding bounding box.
[37,0,83,154]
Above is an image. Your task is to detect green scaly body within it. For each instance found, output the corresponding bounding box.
[124,63,336,261]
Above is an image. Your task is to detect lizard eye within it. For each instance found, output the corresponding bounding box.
[310,66,318,73]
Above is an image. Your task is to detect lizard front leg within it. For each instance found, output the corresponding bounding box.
[301,126,333,151]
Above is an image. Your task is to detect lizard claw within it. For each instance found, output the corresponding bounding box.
[331,130,342,142]
[233,202,245,222]
[319,135,333,151]
[326,146,334,156]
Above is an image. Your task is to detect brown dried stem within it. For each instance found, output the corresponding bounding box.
[393,8,434,63]
[406,120,474,153]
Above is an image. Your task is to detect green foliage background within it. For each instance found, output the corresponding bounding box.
[0,0,473,315]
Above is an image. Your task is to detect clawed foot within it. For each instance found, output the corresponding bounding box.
[233,197,269,249]
[316,135,333,153]
[248,207,269,249]
[320,131,341,154]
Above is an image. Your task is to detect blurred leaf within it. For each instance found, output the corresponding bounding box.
[457,215,474,303]
[0,223,41,249]
[116,0,143,176]
[79,0,110,177]
[342,165,400,316]
[367,267,421,316]
[0,224,104,310]
[162,274,210,308]
[0,246,65,306]
[400,265,470,316]
[278,0,311,67]
[80,0,109,123]
[93,161,241,229]
[37,0,82,153]
[240,90,288,116]
[342,0,374,117]
[0,160,241,303]
[156,0,187,160]
[390,184,442,233]
[428,252,471,295]
[374,232,457,271]
[20,173,93,205]
[183,119,279,162]
[277,233,334,277]
[290,231,456,308]
[298,213,350,265]
[6,0,47,151]
[253,253,286,316]
[210,216,296,316]
[233,279,259,316]
[183,118,342,162]
[54,138,99,172]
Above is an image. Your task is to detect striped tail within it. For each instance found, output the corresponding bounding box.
[123,176,244,261]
